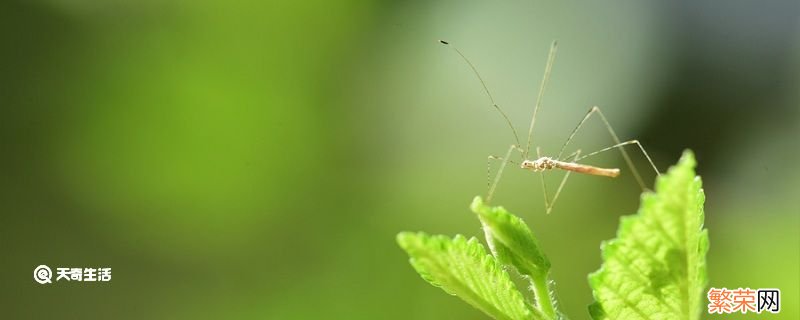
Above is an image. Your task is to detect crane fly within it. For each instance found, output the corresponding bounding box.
[439,40,661,214]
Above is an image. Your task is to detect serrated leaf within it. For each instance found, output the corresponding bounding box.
[471,196,551,277]
[397,232,536,320]
[588,150,709,320]
[472,196,561,319]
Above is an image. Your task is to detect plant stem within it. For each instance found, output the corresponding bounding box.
[531,272,557,319]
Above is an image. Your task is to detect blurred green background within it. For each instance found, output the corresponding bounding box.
[2,0,798,319]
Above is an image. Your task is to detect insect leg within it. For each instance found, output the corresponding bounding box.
[487,144,522,203]
[540,149,582,214]
[575,139,660,178]
[555,106,659,191]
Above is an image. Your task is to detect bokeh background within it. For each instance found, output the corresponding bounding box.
[2,0,798,319]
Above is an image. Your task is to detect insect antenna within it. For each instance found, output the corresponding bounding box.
[440,40,521,147]
[524,40,558,159]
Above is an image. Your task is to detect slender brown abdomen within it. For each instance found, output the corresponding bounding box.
[553,160,620,178]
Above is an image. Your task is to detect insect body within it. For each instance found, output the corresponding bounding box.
[522,157,619,178]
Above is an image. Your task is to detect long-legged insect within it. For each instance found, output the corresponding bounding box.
[440,40,661,214]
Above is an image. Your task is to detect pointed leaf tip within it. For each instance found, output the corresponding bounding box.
[470,196,485,213]
[470,196,550,277]
[680,148,695,161]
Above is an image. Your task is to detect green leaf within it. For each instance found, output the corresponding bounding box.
[588,150,709,320]
[471,196,560,319]
[397,232,536,320]
[471,196,550,277]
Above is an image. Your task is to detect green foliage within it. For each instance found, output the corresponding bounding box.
[588,150,708,319]
[397,150,708,319]
[471,197,561,319]
[471,197,550,278]
[396,233,536,320]
[396,200,564,320]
